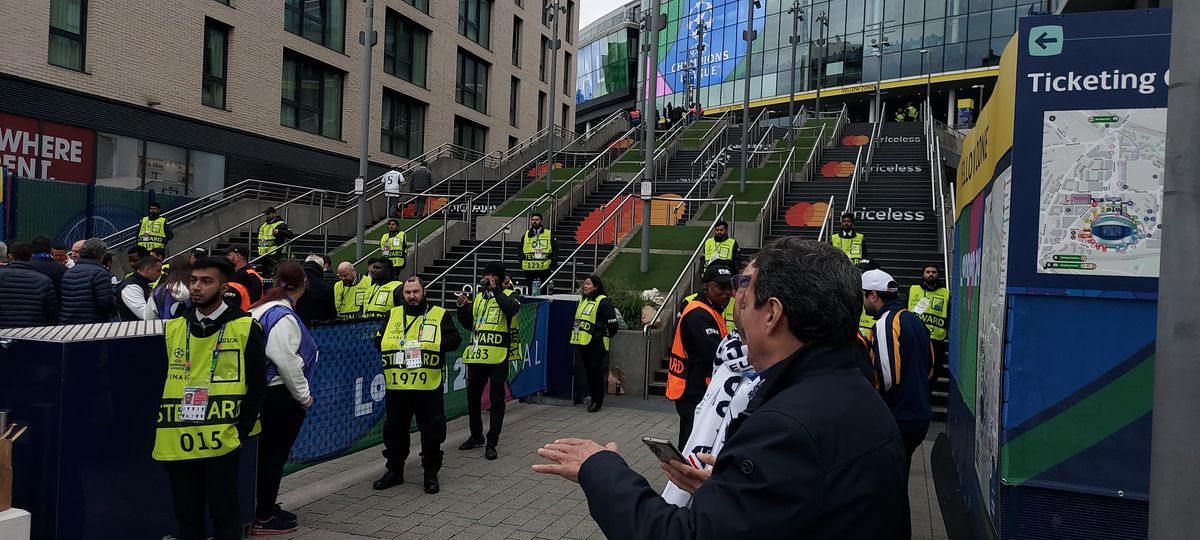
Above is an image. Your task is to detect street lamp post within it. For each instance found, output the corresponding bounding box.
[641,1,664,274]
[544,0,567,191]
[355,0,377,260]
[695,17,706,114]
[870,33,891,122]
[920,48,931,112]
[740,0,761,195]
[786,0,803,164]
[814,11,828,116]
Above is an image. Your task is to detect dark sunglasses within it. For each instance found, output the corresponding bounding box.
[731,274,752,291]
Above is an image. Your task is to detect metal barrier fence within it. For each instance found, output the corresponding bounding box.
[2,176,195,244]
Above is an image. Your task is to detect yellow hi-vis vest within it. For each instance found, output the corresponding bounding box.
[380,231,406,269]
[379,305,447,391]
[859,308,875,341]
[570,294,611,350]
[139,216,168,250]
[153,316,260,461]
[684,293,736,331]
[508,301,523,362]
[258,220,286,256]
[908,285,950,342]
[151,263,170,289]
[334,275,372,318]
[463,289,515,364]
[521,229,553,272]
[703,237,736,270]
[832,232,865,264]
[363,280,401,316]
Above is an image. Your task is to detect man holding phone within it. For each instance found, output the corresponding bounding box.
[534,238,908,539]
[456,262,520,461]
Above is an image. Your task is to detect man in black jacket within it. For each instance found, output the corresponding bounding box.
[295,255,337,325]
[30,235,66,300]
[60,238,118,324]
[534,237,908,539]
[0,242,58,327]
[115,255,163,321]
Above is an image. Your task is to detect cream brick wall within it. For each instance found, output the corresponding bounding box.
[0,0,578,165]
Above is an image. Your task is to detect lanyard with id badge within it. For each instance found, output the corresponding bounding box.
[399,310,427,369]
[180,324,228,423]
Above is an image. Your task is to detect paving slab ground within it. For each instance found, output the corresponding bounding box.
[275,396,948,540]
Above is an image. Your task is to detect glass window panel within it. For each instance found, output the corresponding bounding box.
[902,22,923,49]
[96,133,142,189]
[322,71,342,138]
[945,15,967,43]
[190,151,225,197]
[965,38,989,68]
[49,0,83,33]
[884,0,902,26]
[923,18,944,46]
[947,0,969,15]
[967,11,990,41]
[845,0,866,32]
[901,49,923,77]
[48,35,84,70]
[882,51,900,79]
[926,0,946,19]
[144,142,188,194]
[969,0,991,12]
[828,0,847,36]
[904,0,923,24]
[943,41,965,70]
[991,7,1015,37]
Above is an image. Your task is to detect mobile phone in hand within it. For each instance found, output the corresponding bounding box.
[642,436,687,465]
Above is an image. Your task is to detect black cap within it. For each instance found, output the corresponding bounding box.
[263,207,278,214]
[189,247,208,258]
[702,264,734,284]
[483,261,506,278]
[224,244,250,258]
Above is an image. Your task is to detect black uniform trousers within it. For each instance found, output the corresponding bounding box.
[674,398,700,450]
[255,386,307,520]
[573,343,609,407]
[163,448,242,540]
[383,387,447,472]
[466,362,508,445]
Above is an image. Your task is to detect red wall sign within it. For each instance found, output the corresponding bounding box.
[0,112,95,183]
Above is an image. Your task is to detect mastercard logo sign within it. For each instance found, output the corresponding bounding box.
[785,201,832,227]
[842,135,869,146]
[820,161,857,178]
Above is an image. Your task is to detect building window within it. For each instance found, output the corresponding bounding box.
[403,0,428,12]
[96,133,227,197]
[454,116,487,152]
[508,136,518,149]
[284,0,345,53]
[562,51,571,96]
[511,16,522,67]
[202,20,229,109]
[381,89,425,158]
[384,10,428,87]
[539,36,549,82]
[509,77,520,127]
[48,0,87,71]
[458,0,492,48]
[537,91,546,129]
[281,51,344,139]
[565,1,574,44]
[561,103,569,129]
[541,2,549,26]
[456,50,489,113]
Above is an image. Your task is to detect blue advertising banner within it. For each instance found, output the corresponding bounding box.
[1007,9,1171,296]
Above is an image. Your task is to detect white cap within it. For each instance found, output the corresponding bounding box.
[862,269,898,293]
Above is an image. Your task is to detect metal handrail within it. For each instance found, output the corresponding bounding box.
[691,114,732,167]
[816,195,836,241]
[101,178,260,246]
[641,194,737,398]
[351,191,476,268]
[246,187,406,266]
[843,146,864,215]
[758,146,797,245]
[541,193,641,291]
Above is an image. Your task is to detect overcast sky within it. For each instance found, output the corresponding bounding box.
[580,0,631,29]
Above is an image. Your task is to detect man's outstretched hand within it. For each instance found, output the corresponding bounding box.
[532,438,619,483]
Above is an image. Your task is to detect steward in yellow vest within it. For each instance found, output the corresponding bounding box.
[455,262,521,460]
[334,262,372,319]
[380,219,407,274]
[372,277,462,494]
[832,213,866,265]
[908,270,950,343]
[257,207,292,277]
[702,221,740,272]
[519,214,556,294]
[153,257,267,540]
[570,274,619,412]
[137,202,173,251]
[363,258,402,317]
